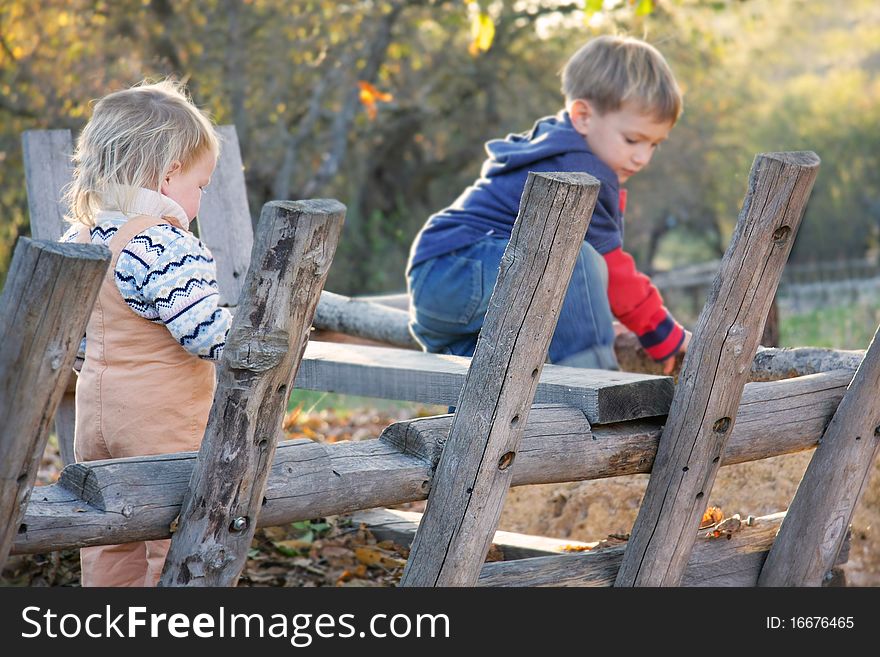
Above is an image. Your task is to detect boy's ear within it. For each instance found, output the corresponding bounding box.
[569,99,593,137]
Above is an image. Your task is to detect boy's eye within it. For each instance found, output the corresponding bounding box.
[625,137,638,145]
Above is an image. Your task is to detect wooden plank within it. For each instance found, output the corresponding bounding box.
[478,513,786,587]
[351,508,596,560]
[160,200,345,587]
[758,325,880,586]
[22,129,74,241]
[295,341,672,425]
[13,370,848,554]
[357,292,410,311]
[313,291,418,349]
[53,388,77,466]
[196,125,254,307]
[752,345,863,381]
[22,130,79,465]
[615,151,821,587]
[0,238,109,568]
[15,438,430,554]
[400,172,601,587]
[382,370,852,481]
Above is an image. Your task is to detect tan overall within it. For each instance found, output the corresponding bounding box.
[75,214,216,587]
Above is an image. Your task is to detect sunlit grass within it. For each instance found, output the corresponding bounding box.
[780,301,880,350]
[287,388,445,417]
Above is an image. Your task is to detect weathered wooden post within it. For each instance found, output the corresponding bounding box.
[160,199,345,586]
[22,130,79,465]
[758,323,880,586]
[0,238,109,568]
[400,172,601,587]
[615,151,820,587]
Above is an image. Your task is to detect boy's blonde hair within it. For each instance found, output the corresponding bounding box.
[561,35,682,123]
[66,79,220,226]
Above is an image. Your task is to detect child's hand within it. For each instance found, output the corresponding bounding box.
[661,329,692,375]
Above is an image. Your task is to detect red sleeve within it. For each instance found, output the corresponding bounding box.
[603,247,685,361]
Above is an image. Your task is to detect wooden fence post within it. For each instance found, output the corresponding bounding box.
[160,199,345,587]
[615,151,820,587]
[0,238,109,568]
[758,323,880,586]
[194,125,255,307]
[22,129,80,465]
[22,130,74,242]
[400,172,601,587]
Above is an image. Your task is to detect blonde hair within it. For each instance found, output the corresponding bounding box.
[561,35,682,123]
[65,79,220,226]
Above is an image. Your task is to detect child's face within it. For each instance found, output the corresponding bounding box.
[570,100,672,184]
[160,150,217,221]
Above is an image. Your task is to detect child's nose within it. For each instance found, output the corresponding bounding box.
[633,145,652,166]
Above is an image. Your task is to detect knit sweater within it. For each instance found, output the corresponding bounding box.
[62,188,231,360]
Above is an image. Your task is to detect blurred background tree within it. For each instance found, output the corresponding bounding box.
[1,0,878,293]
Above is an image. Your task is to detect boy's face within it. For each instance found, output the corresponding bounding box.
[570,100,672,184]
[161,150,217,221]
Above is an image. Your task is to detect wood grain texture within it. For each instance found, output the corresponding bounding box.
[196,125,255,307]
[22,130,80,463]
[350,508,596,560]
[159,199,345,587]
[295,341,672,424]
[313,290,418,349]
[615,151,820,587]
[758,325,880,586]
[400,172,601,586]
[478,513,786,587]
[384,370,852,482]
[751,345,863,381]
[12,370,848,555]
[53,388,77,466]
[0,238,109,567]
[22,130,74,242]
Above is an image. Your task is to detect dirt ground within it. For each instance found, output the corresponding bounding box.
[497,451,880,586]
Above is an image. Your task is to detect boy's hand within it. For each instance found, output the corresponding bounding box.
[661,329,692,375]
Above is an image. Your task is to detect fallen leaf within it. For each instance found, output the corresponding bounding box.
[274,538,313,556]
[561,544,593,552]
[700,505,724,529]
[354,546,406,569]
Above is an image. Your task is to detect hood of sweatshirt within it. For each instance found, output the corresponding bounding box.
[481,111,597,178]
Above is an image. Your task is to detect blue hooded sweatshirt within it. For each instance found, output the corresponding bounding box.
[407,111,624,271]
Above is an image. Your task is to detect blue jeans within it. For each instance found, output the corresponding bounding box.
[407,236,618,369]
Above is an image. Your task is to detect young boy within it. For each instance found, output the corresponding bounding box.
[406,35,690,374]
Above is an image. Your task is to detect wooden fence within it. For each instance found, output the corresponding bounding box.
[3,129,878,588]
[653,255,880,322]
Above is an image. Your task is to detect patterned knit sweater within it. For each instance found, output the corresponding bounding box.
[62,189,232,361]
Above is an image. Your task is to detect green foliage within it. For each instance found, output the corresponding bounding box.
[780,302,880,350]
[287,388,443,415]
[1,0,878,296]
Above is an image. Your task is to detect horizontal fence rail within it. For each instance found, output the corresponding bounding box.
[13,369,851,555]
